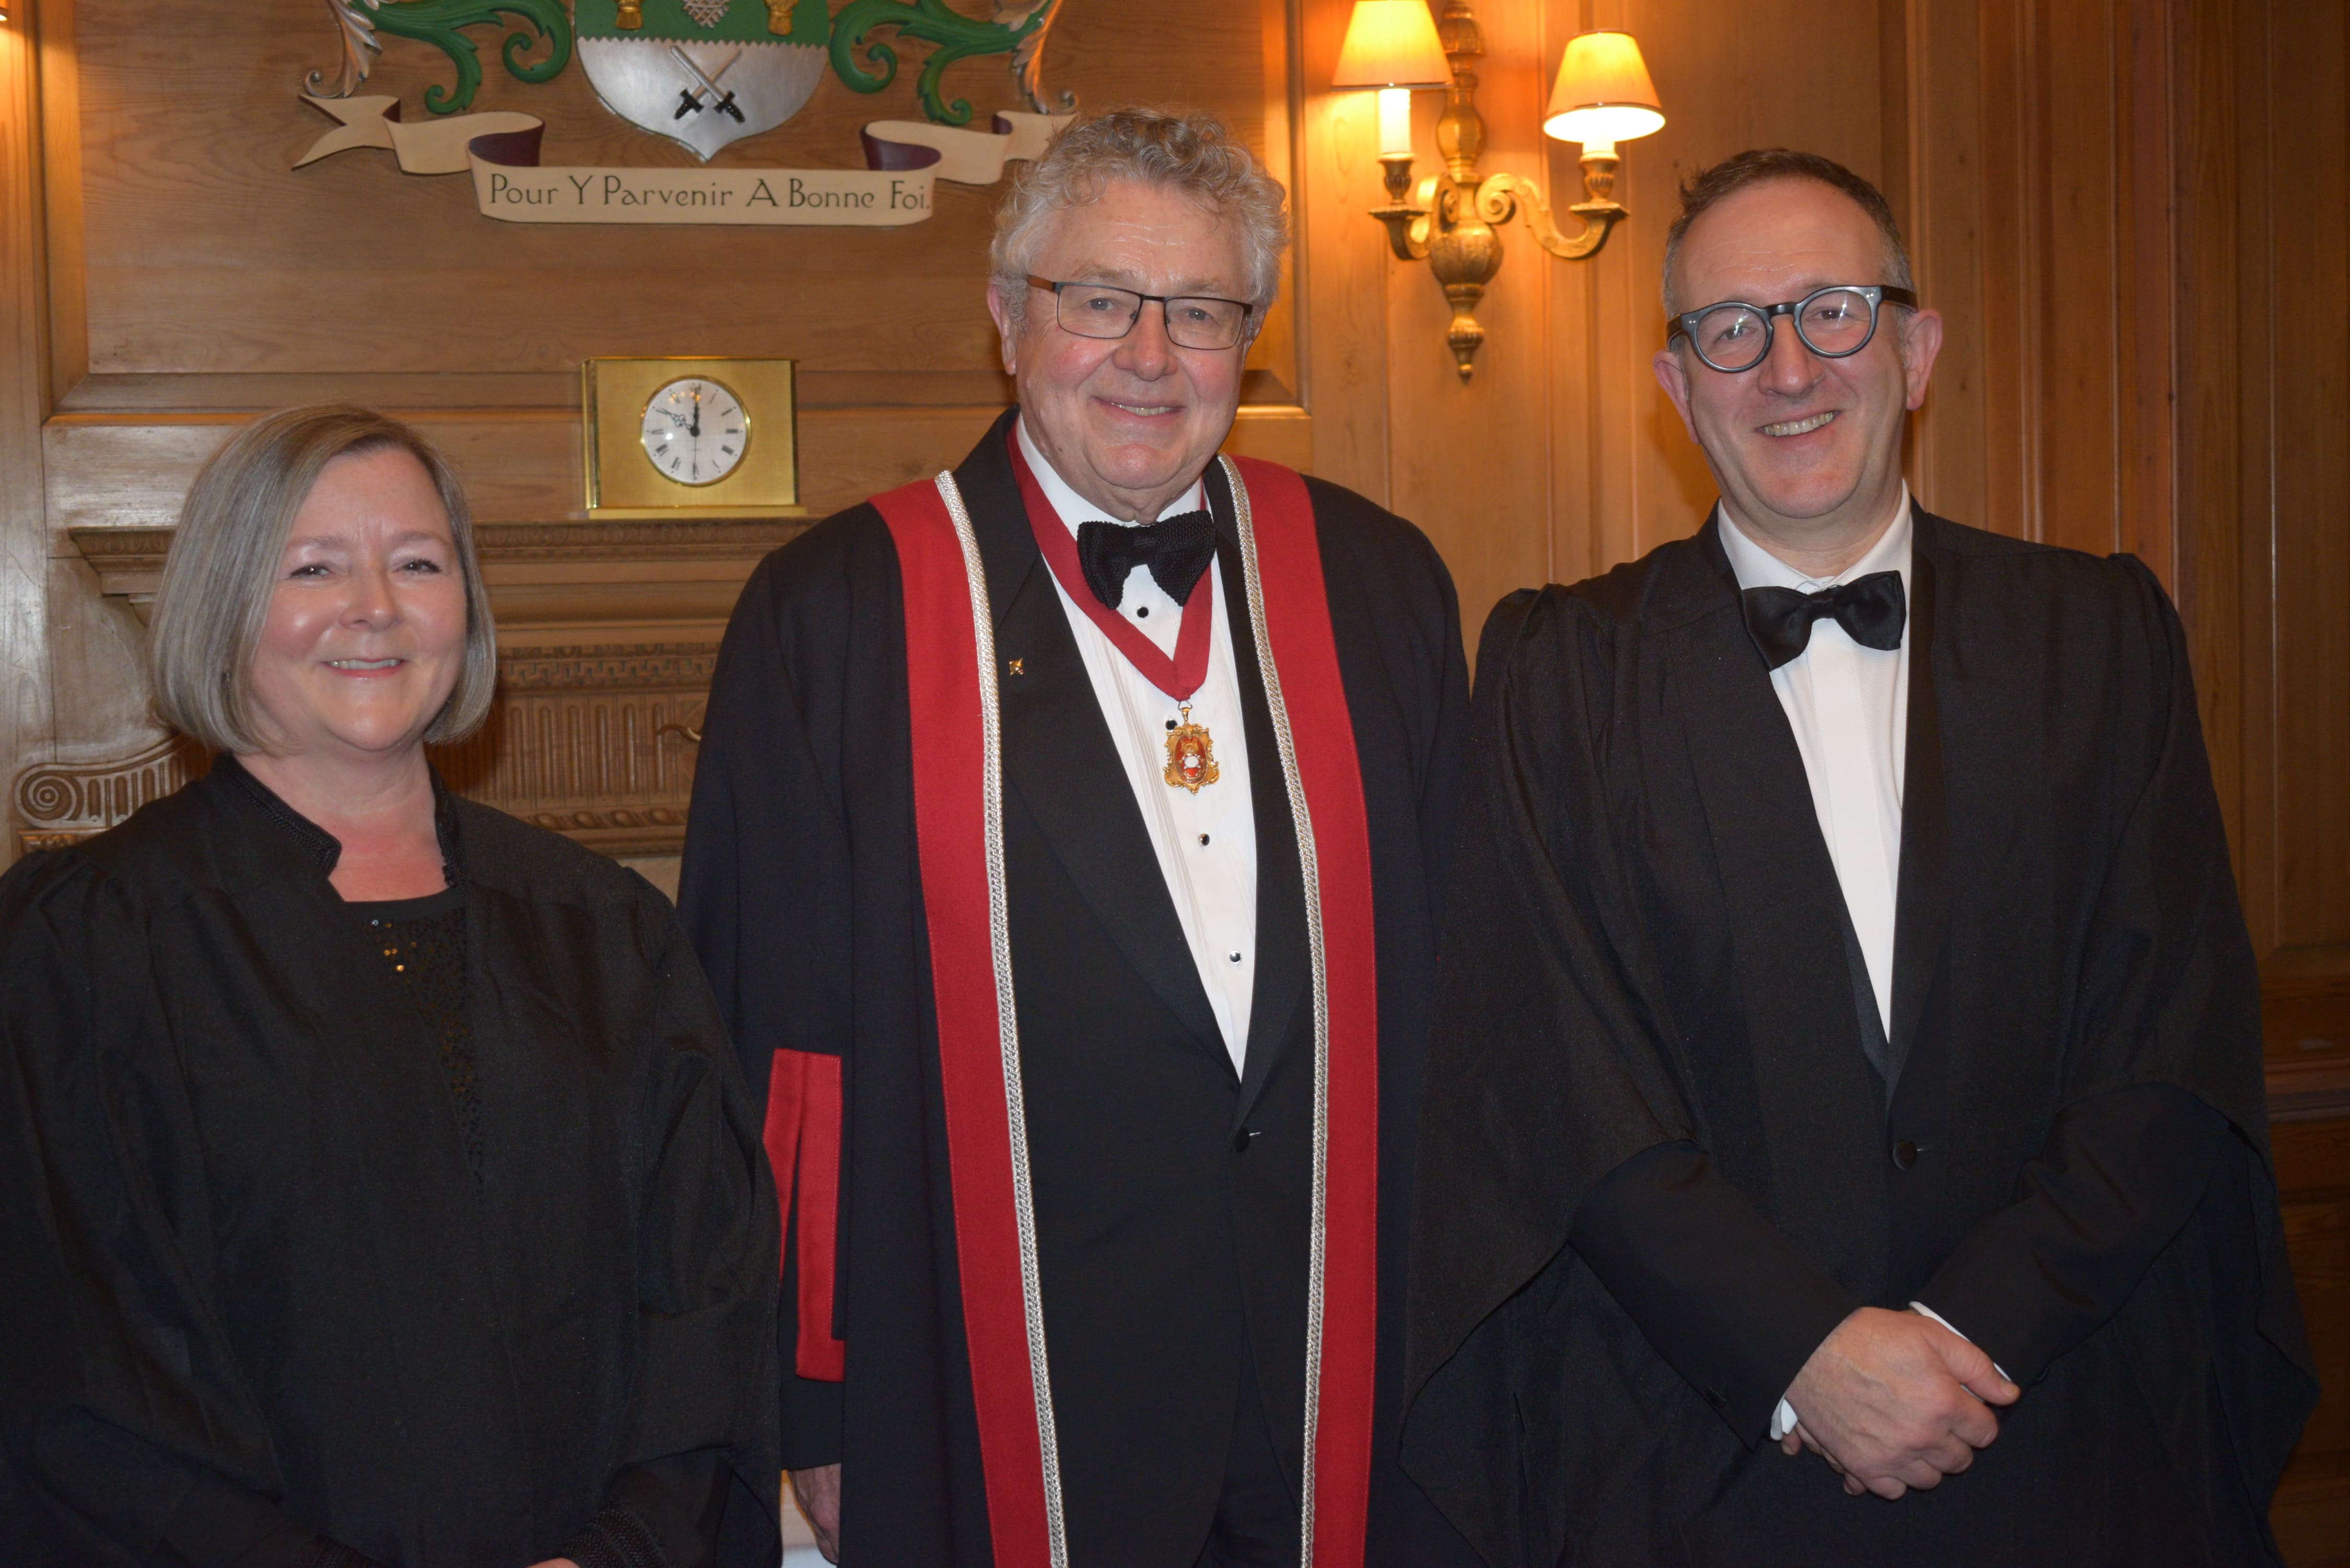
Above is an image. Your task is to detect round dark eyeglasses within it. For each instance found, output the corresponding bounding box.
[1666,284,1919,374]
[1028,275,1256,351]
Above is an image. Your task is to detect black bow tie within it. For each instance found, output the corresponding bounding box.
[1741,571,1907,670]
[1076,513,1218,610]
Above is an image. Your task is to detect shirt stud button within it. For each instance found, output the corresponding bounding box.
[1199,834,1211,846]
[1166,718,1178,731]
[1228,951,1242,963]
[1136,605,1149,617]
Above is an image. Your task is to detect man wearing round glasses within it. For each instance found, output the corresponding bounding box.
[1405,149,2313,1564]
[681,108,1478,1567]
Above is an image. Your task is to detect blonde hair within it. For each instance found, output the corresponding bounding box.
[990,107,1290,334]
[148,405,496,754]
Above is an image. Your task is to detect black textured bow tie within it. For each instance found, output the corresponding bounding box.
[1740,571,1907,670]
[1076,513,1217,610]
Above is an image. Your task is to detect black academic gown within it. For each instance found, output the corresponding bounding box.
[1402,511,2318,1567]
[678,410,1480,1566]
[0,759,781,1568]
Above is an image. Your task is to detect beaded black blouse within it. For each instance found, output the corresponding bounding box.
[348,886,479,1186]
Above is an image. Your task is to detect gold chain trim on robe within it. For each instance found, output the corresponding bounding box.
[932,469,1071,1567]
[1218,453,1330,1568]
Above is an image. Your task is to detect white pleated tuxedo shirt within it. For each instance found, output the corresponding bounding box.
[1016,417,1259,1072]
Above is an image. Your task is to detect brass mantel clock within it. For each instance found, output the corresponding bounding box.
[582,356,804,518]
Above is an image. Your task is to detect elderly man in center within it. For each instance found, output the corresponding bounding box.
[679,109,1479,1567]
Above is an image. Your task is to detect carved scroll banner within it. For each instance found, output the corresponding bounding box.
[295,96,1068,226]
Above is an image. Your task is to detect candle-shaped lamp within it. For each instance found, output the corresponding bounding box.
[1333,1,1453,206]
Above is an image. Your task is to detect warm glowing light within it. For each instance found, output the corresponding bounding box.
[1375,87,1413,159]
[1543,31,1664,155]
[1332,1,1451,91]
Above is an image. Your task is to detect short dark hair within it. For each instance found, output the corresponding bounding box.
[1661,149,1914,313]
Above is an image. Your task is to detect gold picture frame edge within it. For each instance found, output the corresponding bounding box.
[581,355,800,516]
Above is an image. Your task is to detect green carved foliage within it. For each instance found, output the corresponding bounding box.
[828,0,1048,126]
[372,0,575,114]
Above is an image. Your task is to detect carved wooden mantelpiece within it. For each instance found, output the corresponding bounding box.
[28,518,810,858]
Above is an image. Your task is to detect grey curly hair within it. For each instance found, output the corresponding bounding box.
[990,108,1290,336]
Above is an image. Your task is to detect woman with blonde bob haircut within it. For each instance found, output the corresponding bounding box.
[0,406,782,1568]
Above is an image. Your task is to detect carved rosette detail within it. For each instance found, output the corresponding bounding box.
[14,737,208,847]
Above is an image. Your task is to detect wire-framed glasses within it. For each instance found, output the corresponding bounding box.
[1027,275,1256,351]
[1666,284,1919,373]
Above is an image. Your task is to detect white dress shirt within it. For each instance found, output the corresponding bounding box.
[1016,417,1259,1073]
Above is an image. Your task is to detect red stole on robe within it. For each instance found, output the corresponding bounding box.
[855,452,1380,1568]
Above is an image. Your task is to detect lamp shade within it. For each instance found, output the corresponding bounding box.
[1543,30,1665,147]
[1332,1,1451,90]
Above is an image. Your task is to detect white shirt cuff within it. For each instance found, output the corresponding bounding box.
[1909,1300,2012,1381]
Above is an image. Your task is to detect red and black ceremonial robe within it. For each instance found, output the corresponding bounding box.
[866,451,1377,1566]
[678,409,1478,1568]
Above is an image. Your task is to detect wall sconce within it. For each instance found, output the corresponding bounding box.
[1336,3,1665,378]
[1330,2,1454,200]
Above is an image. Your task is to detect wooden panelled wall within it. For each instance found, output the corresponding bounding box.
[1,0,2345,1554]
[2180,0,2350,1550]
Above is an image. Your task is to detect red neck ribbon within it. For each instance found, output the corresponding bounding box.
[1008,432,1215,704]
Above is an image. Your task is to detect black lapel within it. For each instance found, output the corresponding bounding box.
[1204,460,1307,1126]
[1884,543,1949,1090]
[1666,517,1890,1271]
[966,413,1229,1063]
[955,408,1047,630]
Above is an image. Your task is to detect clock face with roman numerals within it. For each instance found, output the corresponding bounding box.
[639,376,748,487]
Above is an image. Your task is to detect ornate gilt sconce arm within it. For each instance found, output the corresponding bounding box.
[1476,159,1627,263]
[1370,162,1434,261]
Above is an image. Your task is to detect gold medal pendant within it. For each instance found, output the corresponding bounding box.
[1163,704,1220,793]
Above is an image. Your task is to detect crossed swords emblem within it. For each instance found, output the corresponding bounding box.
[669,45,747,123]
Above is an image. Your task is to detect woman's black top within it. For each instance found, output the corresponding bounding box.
[0,756,780,1568]
[350,887,480,1186]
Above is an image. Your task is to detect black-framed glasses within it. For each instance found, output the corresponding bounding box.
[1666,284,1919,373]
[1027,275,1256,351]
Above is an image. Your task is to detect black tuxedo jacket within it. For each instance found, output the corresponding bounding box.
[679,412,1478,1566]
[1403,510,2317,1567]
